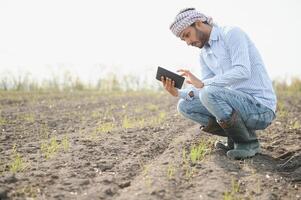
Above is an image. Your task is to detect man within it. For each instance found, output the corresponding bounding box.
[161,8,277,159]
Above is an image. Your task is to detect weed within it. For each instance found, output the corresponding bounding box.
[277,101,288,118]
[138,159,153,188]
[9,144,27,173]
[223,178,241,200]
[190,139,211,164]
[0,116,6,126]
[182,148,194,179]
[146,103,159,112]
[150,111,167,125]
[292,120,301,129]
[22,113,35,123]
[92,111,102,119]
[61,135,70,152]
[96,122,115,133]
[40,136,60,159]
[122,115,134,129]
[167,164,176,180]
[14,185,39,199]
[39,123,50,139]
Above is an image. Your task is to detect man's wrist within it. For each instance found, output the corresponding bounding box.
[196,82,204,89]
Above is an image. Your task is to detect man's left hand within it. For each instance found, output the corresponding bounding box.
[177,69,204,89]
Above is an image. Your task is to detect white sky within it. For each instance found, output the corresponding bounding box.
[0,0,300,83]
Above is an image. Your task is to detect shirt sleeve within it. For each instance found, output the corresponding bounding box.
[202,27,251,87]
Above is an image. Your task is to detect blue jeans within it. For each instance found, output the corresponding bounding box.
[177,86,276,130]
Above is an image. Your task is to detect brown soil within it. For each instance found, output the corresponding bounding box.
[0,91,300,200]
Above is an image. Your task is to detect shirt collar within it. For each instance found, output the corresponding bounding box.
[206,25,219,47]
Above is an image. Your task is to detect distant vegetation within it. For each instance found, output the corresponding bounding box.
[0,71,161,92]
[0,71,301,93]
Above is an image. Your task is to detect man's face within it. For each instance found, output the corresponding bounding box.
[179,22,209,49]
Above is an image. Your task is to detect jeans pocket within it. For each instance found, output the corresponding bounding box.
[245,110,275,130]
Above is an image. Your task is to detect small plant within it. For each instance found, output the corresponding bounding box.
[146,103,159,112]
[0,116,7,126]
[223,178,241,200]
[190,139,211,164]
[138,118,145,128]
[277,101,288,118]
[182,148,194,179]
[167,164,176,180]
[92,111,102,119]
[39,123,50,139]
[40,136,60,159]
[96,122,115,133]
[122,116,135,129]
[21,113,35,123]
[140,162,152,188]
[9,144,27,173]
[61,135,70,152]
[15,185,38,198]
[150,111,167,125]
[292,120,301,129]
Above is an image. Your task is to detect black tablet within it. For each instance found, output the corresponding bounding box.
[156,66,185,89]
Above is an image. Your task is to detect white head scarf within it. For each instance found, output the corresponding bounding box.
[170,8,214,37]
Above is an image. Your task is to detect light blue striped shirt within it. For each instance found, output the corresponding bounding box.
[178,25,277,113]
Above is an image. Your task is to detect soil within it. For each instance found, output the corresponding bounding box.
[0,90,300,200]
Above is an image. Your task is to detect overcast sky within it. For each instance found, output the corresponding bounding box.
[0,0,300,83]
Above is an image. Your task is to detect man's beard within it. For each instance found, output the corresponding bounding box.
[192,27,208,49]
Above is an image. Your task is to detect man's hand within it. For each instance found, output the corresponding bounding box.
[177,69,204,88]
[161,76,178,97]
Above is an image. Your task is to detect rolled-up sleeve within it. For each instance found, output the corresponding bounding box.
[203,27,251,87]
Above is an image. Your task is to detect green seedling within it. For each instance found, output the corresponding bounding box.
[61,135,70,152]
[277,101,288,118]
[15,185,38,199]
[40,136,60,159]
[150,111,167,125]
[182,148,194,179]
[138,160,152,188]
[146,103,159,112]
[122,116,135,129]
[190,139,211,164]
[21,113,35,123]
[9,144,27,173]
[292,120,301,129]
[167,164,176,180]
[96,122,115,133]
[223,178,241,200]
[92,111,102,118]
[39,123,50,139]
[0,116,6,126]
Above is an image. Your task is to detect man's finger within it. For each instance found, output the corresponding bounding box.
[177,69,189,73]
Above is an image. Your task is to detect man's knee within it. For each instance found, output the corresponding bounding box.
[177,98,189,115]
[199,86,221,105]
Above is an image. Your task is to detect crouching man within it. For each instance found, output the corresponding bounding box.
[161,8,277,159]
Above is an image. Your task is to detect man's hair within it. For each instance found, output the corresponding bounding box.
[190,21,209,28]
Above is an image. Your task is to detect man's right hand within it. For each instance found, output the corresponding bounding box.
[161,76,179,97]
